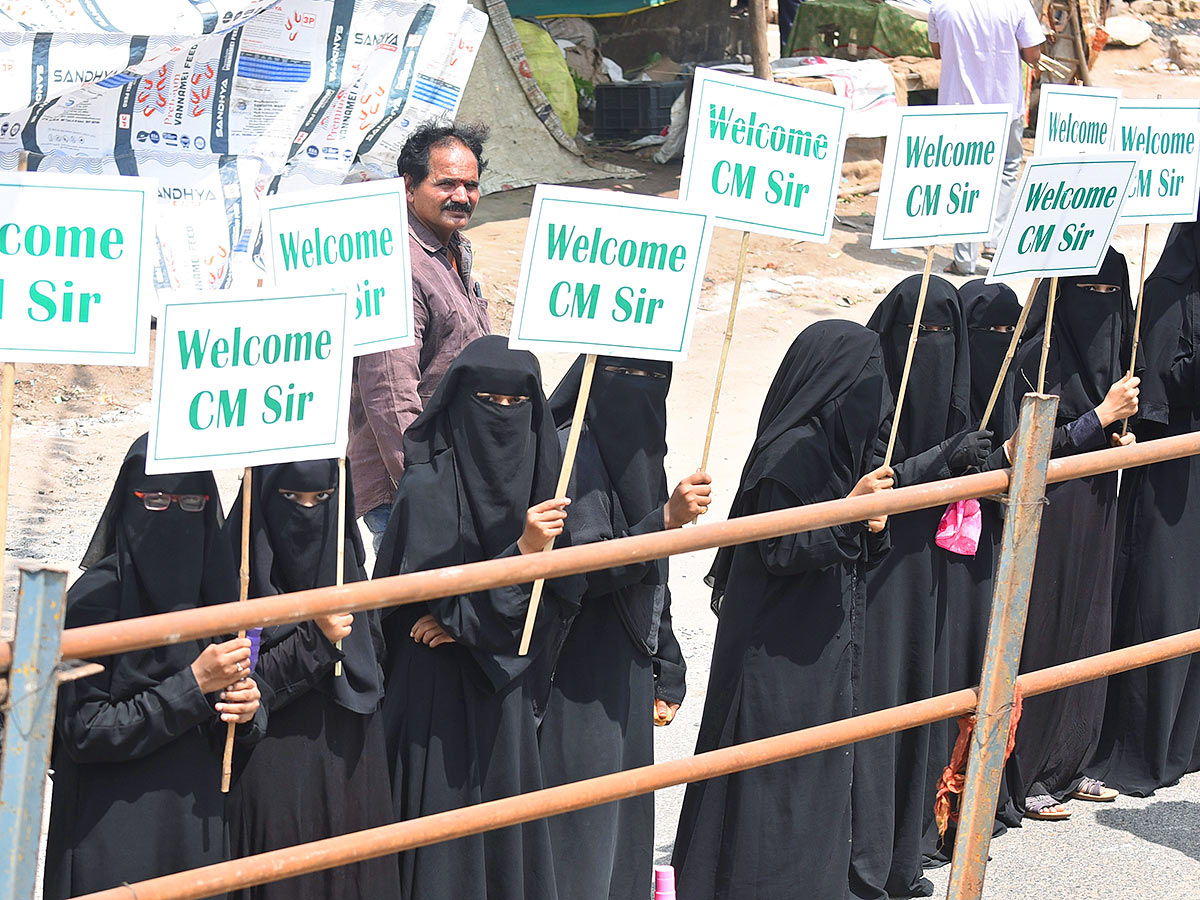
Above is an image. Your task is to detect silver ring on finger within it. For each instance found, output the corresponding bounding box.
[235,662,244,672]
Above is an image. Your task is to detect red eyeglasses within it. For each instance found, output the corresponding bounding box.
[133,491,209,512]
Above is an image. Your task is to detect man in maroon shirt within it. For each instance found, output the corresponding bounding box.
[349,122,492,550]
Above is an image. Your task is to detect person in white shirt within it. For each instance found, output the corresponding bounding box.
[929,0,1045,276]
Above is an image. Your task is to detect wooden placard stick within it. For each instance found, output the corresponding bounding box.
[1036,277,1061,394]
[979,279,1042,432]
[883,246,937,468]
[1121,223,1152,436]
[699,231,751,473]
[335,456,346,677]
[221,466,253,793]
[517,353,598,657]
[0,364,14,597]
[3,154,26,601]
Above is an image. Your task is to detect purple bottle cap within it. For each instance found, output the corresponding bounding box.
[654,865,676,900]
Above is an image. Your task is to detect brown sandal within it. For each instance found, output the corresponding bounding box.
[1069,777,1118,802]
[1024,795,1071,821]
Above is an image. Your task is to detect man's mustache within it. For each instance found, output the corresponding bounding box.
[442,200,473,215]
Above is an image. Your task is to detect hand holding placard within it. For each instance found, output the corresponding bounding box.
[509,185,713,655]
[680,68,850,469]
[981,155,1137,415]
[871,106,1012,462]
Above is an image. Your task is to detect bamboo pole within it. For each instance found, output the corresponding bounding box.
[1121,223,1152,437]
[883,246,937,468]
[747,0,772,81]
[979,279,1042,432]
[1036,277,1060,394]
[221,467,253,793]
[334,457,346,677]
[517,354,597,656]
[3,154,27,615]
[0,364,14,602]
[1069,0,1092,86]
[700,231,750,472]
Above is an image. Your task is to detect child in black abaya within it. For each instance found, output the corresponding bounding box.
[672,320,894,900]
[224,458,398,900]
[44,434,263,900]
[373,334,584,900]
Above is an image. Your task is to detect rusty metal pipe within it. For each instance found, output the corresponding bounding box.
[948,394,1057,899]
[5,430,1198,674]
[73,686,984,900]
[72,624,1200,900]
[1019,627,1200,698]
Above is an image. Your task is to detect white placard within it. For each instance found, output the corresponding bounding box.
[987,155,1138,283]
[679,66,849,241]
[509,185,713,361]
[147,289,353,475]
[872,105,1012,249]
[1114,100,1200,224]
[261,180,414,355]
[0,172,155,366]
[1034,85,1121,157]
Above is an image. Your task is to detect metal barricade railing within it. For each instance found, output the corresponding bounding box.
[2,394,1200,900]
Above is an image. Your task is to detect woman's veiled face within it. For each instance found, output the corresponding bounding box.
[277,487,335,508]
[1075,283,1121,294]
[474,392,530,407]
[602,364,667,379]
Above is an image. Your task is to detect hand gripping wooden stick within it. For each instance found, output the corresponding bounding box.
[1122,224,1152,437]
[517,354,597,657]
[222,467,253,793]
[883,247,936,468]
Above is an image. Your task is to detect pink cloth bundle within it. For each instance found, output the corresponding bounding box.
[935,499,982,556]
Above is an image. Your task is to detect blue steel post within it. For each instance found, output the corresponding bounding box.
[947,394,1058,899]
[0,567,68,900]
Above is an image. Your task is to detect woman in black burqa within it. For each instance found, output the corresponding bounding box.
[44,434,263,900]
[224,458,398,900]
[671,320,894,900]
[930,280,1027,848]
[1004,247,1139,821]
[373,334,583,900]
[539,356,709,900]
[852,274,995,899]
[1087,218,1200,797]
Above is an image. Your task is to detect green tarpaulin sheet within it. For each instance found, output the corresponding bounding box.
[786,0,930,60]
[505,0,678,17]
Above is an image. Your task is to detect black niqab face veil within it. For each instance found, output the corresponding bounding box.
[707,320,889,609]
[226,458,382,713]
[961,279,1022,421]
[867,273,970,456]
[1020,246,1134,419]
[549,355,671,526]
[375,334,561,577]
[78,433,236,700]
